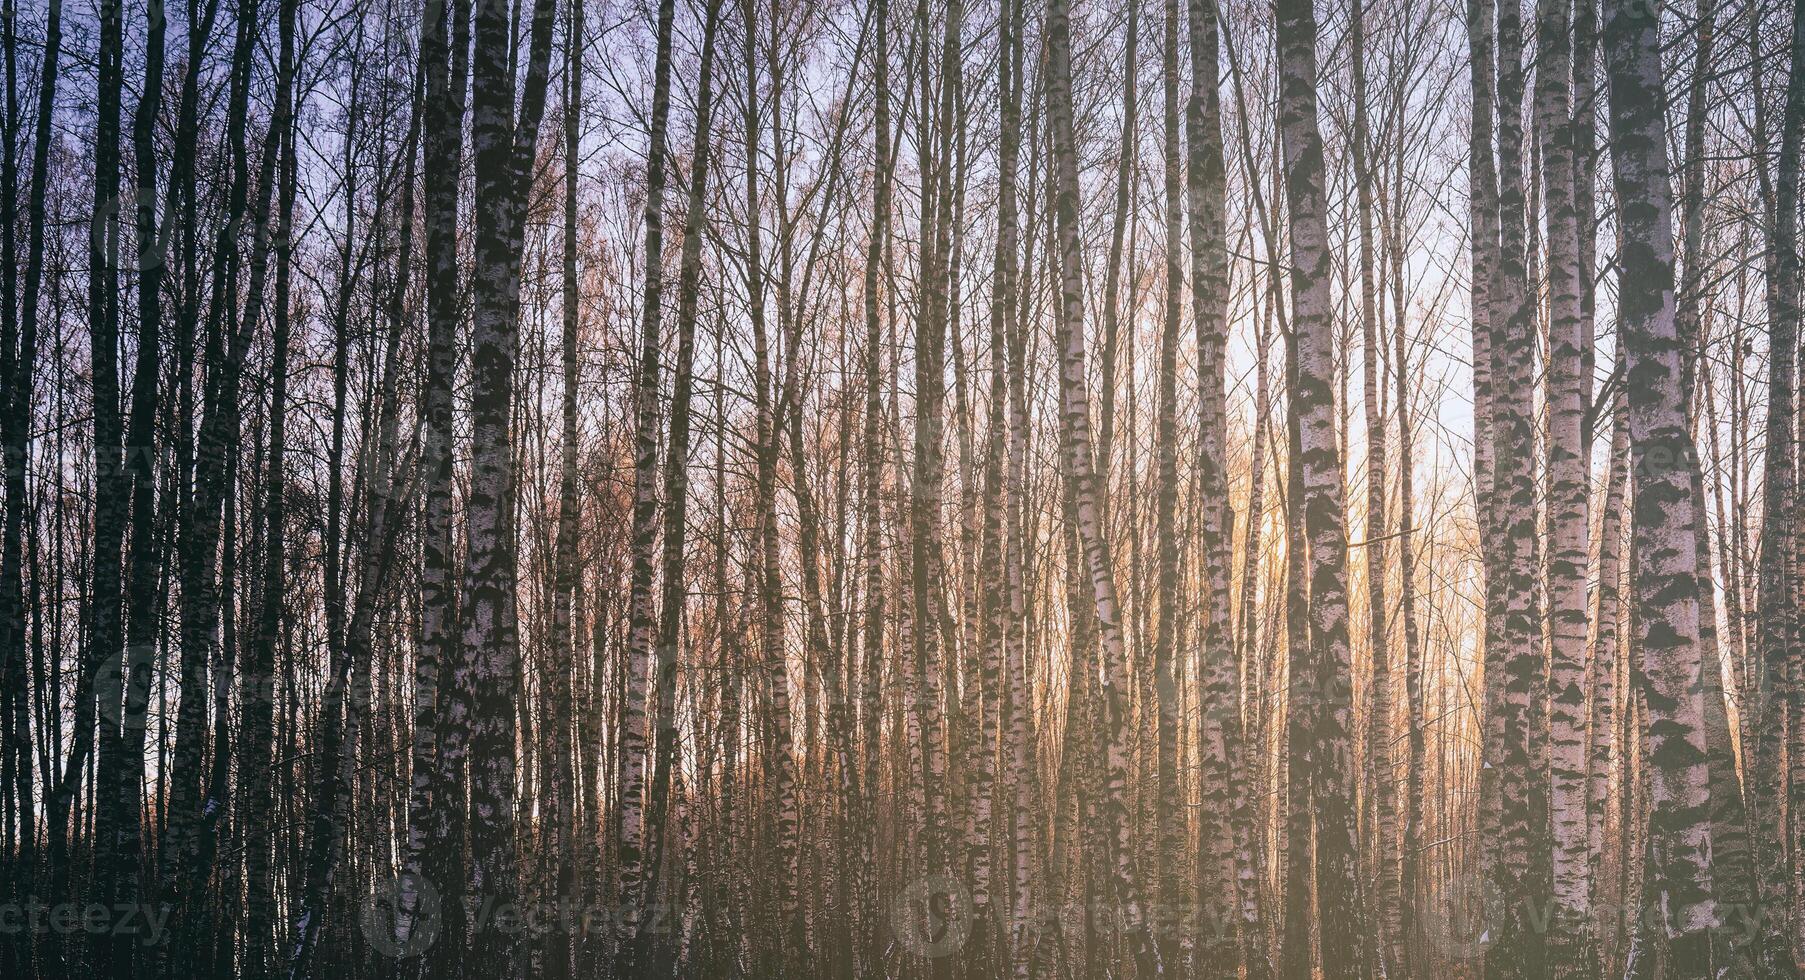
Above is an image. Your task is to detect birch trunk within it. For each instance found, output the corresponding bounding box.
[1753,0,1805,973]
[238,3,296,974]
[637,5,722,975]
[1587,392,1626,951]
[1390,154,1424,980]
[82,0,126,954]
[1183,0,1248,972]
[454,0,556,970]
[976,0,1025,970]
[741,1,800,960]
[615,0,677,953]
[857,0,892,969]
[1046,0,1156,966]
[1485,0,1553,969]
[0,0,56,960]
[1350,1,1400,969]
[1154,0,1186,969]
[543,7,586,976]
[1601,0,1721,970]
[997,2,1034,969]
[1273,0,1366,970]
[403,0,469,972]
[1462,2,1510,970]
[1532,0,1592,967]
[149,0,220,946]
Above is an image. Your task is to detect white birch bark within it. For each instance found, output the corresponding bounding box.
[1045,0,1155,967]
[1600,0,1720,969]
[1532,0,1592,967]
[1272,0,1366,971]
[614,0,677,952]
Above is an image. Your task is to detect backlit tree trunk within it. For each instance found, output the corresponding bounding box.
[1532,0,1591,967]
[1046,0,1155,967]
[453,0,556,971]
[1273,0,1365,970]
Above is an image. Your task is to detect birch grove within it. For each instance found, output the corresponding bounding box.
[1,0,1803,977]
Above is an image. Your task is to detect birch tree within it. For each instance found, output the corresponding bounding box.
[453,0,557,971]
[1601,0,1719,971]
[1533,0,1592,967]
[1273,0,1365,970]
[1047,0,1156,967]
